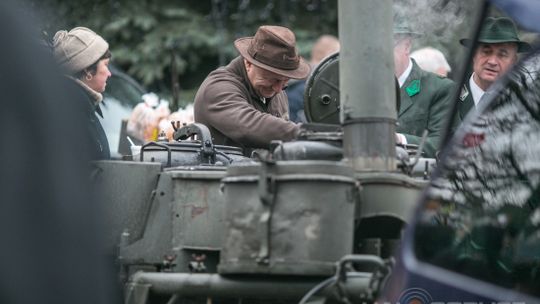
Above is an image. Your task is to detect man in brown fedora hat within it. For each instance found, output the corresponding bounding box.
[194,25,310,155]
[458,16,531,121]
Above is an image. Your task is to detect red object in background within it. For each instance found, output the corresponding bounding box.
[462,132,485,148]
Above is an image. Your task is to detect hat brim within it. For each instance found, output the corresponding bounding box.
[234,37,311,79]
[460,38,531,53]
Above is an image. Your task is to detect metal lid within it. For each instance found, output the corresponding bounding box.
[304,52,401,124]
[304,52,340,124]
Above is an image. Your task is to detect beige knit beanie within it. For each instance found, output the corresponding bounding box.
[52,27,109,74]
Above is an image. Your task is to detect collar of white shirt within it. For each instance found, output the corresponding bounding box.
[398,58,413,88]
[469,73,486,107]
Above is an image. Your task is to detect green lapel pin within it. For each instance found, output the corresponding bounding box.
[405,79,420,97]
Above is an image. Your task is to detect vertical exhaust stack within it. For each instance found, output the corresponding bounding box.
[339,0,397,171]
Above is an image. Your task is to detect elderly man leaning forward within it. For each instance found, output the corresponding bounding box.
[194,25,310,155]
[458,17,531,121]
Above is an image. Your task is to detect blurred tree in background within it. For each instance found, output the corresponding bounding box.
[30,0,338,109]
[27,0,506,110]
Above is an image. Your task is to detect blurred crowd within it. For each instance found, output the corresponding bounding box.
[126,93,194,143]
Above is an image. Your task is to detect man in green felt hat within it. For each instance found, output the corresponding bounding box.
[393,17,455,158]
[458,16,531,121]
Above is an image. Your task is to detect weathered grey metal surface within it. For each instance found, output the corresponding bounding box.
[343,122,396,170]
[272,140,343,161]
[219,161,357,275]
[119,171,174,266]
[170,168,227,250]
[124,272,372,303]
[410,158,436,179]
[339,0,397,171]
[353,173,425,257]
[356,172,424,222]
[118,166,232,274]
[93,160,162,252]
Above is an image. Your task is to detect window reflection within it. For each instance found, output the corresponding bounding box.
[415,50,540,297]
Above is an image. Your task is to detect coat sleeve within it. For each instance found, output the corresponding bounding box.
[404,79,455,158]
[196,79,300,149]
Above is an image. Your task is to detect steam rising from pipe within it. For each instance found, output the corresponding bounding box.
[393,0,468,42]
[393,0,479,75]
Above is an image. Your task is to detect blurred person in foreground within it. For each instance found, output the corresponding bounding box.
[286,34,340,123]
[53,27,112,159]
[410,47,452,77]
[458,16,530,121]
[194,25,310,156]
[0,1,117,303]
[393,18,455,158]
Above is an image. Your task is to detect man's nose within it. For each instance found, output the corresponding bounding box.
[486,54,498,65]
[272,80,288,92]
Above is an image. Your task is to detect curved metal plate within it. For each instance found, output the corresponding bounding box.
[304,52,400,124]
[304,52,340,124]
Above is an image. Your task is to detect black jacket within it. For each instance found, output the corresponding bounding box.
[65,77,110,160]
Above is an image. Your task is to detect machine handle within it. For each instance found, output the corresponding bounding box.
[140,141,172,167]
[172,122,213,142]
[173,123,217,164]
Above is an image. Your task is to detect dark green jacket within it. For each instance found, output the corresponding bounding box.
[458,80,474,122]
[397,60,455,158]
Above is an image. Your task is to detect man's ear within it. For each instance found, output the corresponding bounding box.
[244,58,252,71]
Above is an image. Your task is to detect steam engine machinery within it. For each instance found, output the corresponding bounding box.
[94,1,437,303]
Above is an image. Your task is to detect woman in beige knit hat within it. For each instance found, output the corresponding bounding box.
[52,27,112,159]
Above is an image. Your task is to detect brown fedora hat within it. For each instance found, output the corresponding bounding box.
[235,25,311,79]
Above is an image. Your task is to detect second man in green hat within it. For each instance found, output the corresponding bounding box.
[458,16,531,121]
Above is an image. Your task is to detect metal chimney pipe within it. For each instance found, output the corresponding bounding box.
[339,0,397,171]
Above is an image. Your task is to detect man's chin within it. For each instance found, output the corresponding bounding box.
[261,93,277,99]
[480,74,498,84]
[483,70,499,78]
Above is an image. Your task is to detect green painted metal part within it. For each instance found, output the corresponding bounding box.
[356,172,426,223]
[219,161,358,276]
[93,160,162,253]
